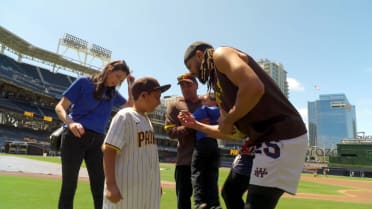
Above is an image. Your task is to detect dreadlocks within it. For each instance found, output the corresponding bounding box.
[199,48,217,92]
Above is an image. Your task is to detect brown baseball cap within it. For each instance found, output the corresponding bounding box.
[183,41,213,65]
[177,73,197,84]
[132,77,171,99]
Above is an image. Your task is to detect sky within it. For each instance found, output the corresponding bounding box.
[1,0,371,135]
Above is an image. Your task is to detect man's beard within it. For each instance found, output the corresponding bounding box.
[196,72,208,84]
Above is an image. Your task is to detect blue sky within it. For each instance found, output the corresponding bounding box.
[1,0,371,135]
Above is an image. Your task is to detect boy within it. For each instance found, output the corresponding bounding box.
[102,77,171,209]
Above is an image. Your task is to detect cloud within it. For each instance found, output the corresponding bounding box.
[287,77,304,91]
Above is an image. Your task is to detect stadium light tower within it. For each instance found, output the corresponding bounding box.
[56,33,112,72]
[56,33,89,69]
[89,43,112,65]
[62,33,88,51]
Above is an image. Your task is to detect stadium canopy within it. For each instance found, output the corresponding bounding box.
[0,26,99,75]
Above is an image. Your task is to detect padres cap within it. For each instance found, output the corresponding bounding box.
[177,73,197,84]
[131,77,171,99]
[183,41,213,65]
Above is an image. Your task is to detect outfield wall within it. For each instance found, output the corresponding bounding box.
[330,143,372,166]
[328,142,372,177]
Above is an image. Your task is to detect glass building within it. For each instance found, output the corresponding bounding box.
[308,94,357,148]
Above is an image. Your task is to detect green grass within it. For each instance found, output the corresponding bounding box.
[0,174,179,209]
[297,180,347,195]
[1,173,371,209]
[1,154,372,209]
[301,172,372,181]
[0,175,93,209]
[276,198,372,209]
[162,188,178,208]
[159,163,229,186]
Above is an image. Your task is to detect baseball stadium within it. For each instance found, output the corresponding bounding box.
[1,26,372,209]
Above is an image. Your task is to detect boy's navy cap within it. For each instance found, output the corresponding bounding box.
[183,41,213,64]
[132,77,171,99]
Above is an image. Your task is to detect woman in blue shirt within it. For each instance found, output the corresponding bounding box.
[55,60,134,209]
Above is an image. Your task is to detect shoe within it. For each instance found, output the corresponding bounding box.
[195,203,208,209]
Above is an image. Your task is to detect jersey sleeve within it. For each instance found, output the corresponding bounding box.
[164,101,179,134]
[104,110,129,151]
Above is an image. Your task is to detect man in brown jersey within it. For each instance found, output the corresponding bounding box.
[178,41,308,209]
[164,73,202,209]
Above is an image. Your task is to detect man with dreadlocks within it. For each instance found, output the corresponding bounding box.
[177,41,308,209]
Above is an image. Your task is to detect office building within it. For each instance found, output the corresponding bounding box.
[308,94,357,148]
[257,59,289,97]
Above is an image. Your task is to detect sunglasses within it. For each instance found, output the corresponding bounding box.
[177,74,194,82]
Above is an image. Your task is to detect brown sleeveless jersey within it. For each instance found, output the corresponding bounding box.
[165,96,202,165]
[213,53,307,144]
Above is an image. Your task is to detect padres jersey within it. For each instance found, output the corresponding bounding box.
[213,53,307,143]
[103,108,161,209]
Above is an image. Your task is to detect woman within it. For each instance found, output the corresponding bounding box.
[55,60,134,209]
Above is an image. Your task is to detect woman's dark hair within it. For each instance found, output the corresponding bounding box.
[91,60,130,100]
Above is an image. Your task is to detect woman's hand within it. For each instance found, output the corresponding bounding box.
[127,73,135,85]
[68,122,85,138]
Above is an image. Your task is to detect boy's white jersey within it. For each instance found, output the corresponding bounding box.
[103,108,161,209]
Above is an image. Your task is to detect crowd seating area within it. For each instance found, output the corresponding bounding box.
[0,53,76,98]
[0,98,56,118]
[0,53,75,123]
[0,125,49,143]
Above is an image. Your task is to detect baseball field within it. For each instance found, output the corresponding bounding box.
[1,154,372,209]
